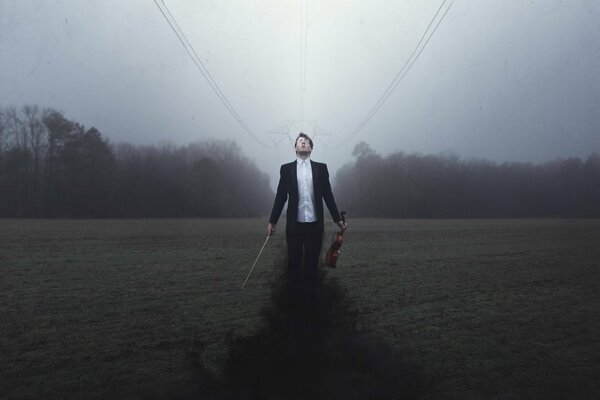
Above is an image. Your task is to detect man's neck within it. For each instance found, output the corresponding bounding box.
[296,152,311,160]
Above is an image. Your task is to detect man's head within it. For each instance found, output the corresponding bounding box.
[295,132,313,157]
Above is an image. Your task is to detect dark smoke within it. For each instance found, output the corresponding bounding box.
[175,262,421,400]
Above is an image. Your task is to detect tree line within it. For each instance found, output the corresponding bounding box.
[2,105,598,219]
[334,142,600,218]
[0,105,273,218]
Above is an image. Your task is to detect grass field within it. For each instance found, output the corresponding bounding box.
[1,218,600,399]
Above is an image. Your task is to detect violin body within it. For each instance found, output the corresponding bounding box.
[325,211,346,268]
[325,231,343,267]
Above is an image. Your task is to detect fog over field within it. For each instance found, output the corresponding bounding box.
[2,1,599,186]
[3,3,600,397]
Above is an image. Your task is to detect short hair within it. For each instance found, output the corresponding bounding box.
[295,132,313,150]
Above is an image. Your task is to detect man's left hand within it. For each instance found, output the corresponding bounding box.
[337,220,347,230]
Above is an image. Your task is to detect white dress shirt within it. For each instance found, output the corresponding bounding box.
[296,158,316,222]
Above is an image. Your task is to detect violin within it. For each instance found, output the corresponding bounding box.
[325,211,347,268]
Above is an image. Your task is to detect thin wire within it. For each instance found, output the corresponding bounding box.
[300,0,309,125]
[326,0,455,149]
[154,0,274,148]
[354,0,449,135]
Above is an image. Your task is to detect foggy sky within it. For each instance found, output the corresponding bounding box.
[1,0,599,188]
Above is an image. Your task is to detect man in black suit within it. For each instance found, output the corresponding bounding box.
[267,132,345,295]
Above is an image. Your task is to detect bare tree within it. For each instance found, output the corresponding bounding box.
[21,105,48,215]
[0,109,7,157]
[3,107,23,148]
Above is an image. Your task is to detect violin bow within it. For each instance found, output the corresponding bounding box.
[241,234,270,290]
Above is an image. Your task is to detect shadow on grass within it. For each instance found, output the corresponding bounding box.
[170,263,421,400]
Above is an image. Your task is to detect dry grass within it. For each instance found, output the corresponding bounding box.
[1,218,599,399]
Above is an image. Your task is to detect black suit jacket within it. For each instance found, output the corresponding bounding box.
[269,160,342,234]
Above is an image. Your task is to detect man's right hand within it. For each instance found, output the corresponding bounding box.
[267,223,276,236]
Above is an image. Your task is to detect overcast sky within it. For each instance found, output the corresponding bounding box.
[2,0,599,187]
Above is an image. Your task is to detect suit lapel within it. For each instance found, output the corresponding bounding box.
[311,161,321,196]
[290,161,298,196]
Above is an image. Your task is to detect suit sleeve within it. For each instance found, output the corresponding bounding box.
[269,165,288,225]
[322,164,342,222]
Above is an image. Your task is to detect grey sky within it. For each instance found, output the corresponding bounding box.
[2,0,599,188]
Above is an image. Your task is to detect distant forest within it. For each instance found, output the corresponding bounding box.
[1,105,599,218]
[0,105,272,218]
[336,142,600,218]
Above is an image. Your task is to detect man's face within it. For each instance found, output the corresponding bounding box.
[295,137,312,154]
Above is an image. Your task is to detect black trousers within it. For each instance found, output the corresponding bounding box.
[286,222,323,296]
